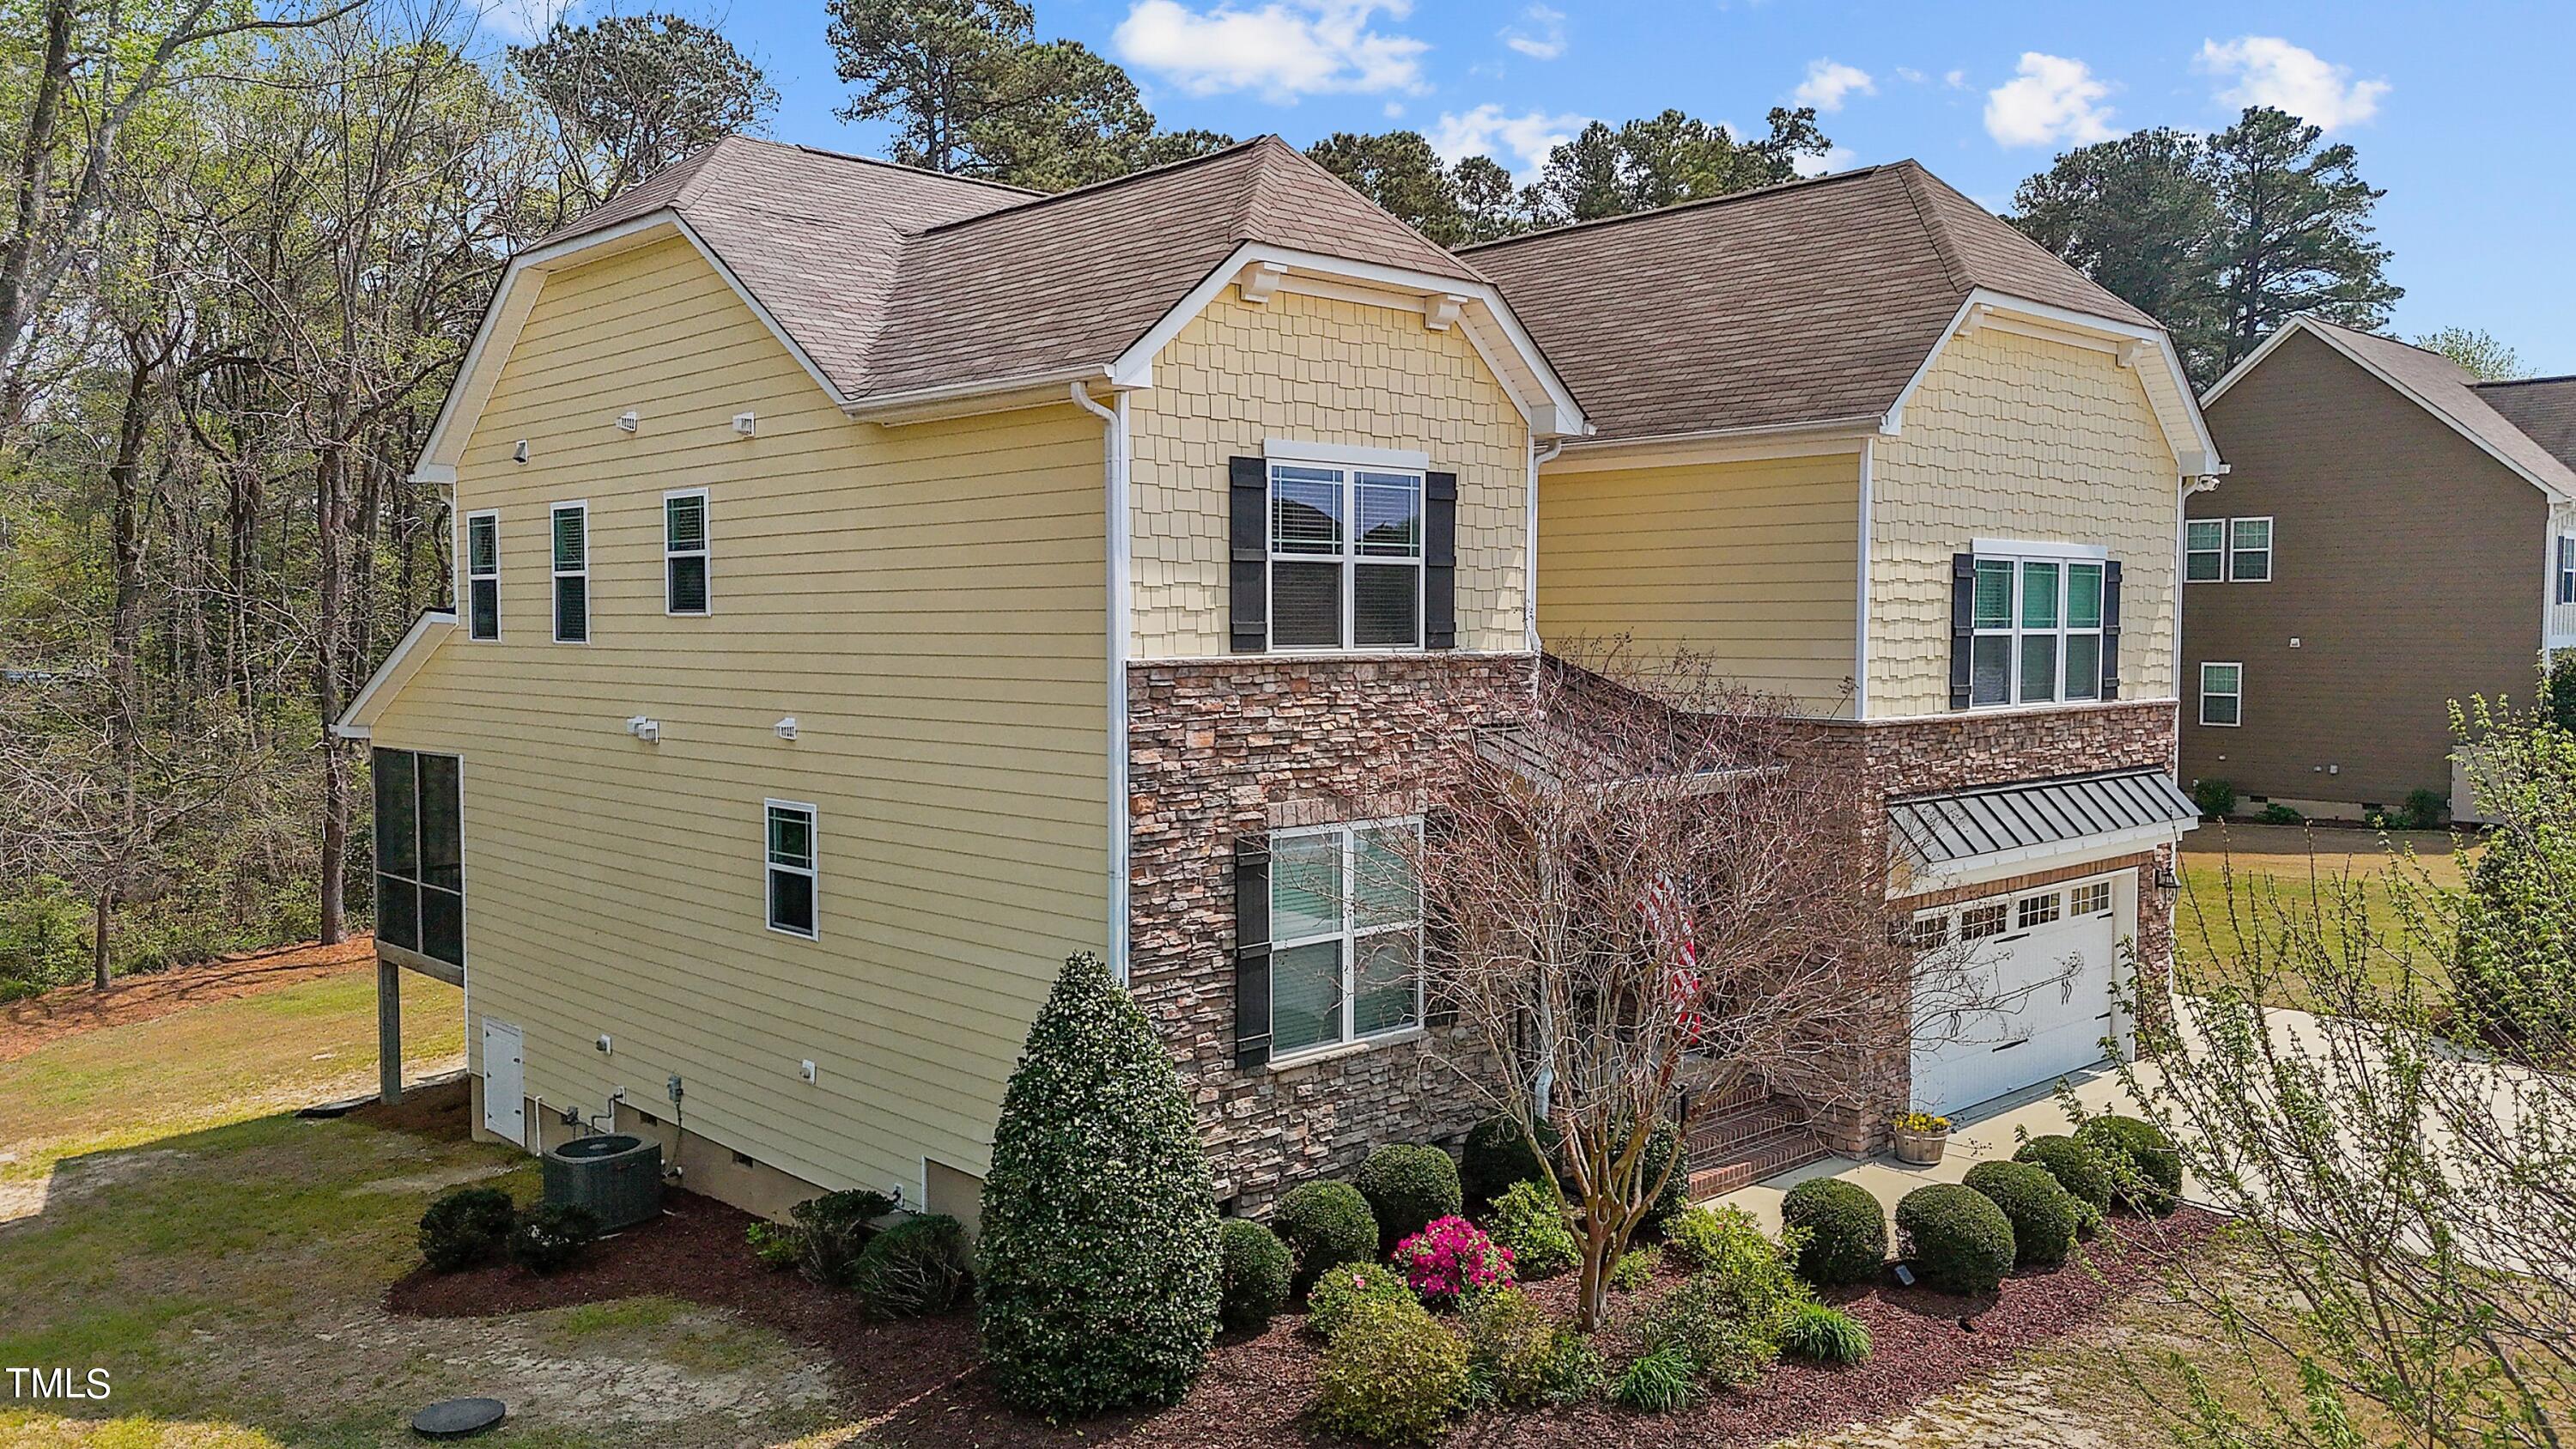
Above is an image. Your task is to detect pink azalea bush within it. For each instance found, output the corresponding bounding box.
[1394,1215,1516,1304]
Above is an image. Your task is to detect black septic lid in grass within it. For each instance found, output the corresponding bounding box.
[411,1397,506,1439]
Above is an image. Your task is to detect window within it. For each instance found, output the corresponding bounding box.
[1268,820,1422,1057]
[465,511,500,640]
[2017,892,2062,930]
[1268,461,1423,650]
[550,502,588,643]
[2230,517,2273,582]
[373,748,464,968]
[2200,661,2243,727]
[2185,520,2225,582]
[1970,553,2105,706]
[2070,880,2112,916]
[765,801,817,938]
[1906,915,1951,951]
[665,490,709,615]
[1960,904,2008,941]
[2559,536,2573,606]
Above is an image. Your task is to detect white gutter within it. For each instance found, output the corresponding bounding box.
[1072,381,1133,983]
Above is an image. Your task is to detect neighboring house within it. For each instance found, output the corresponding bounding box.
[2182,317,2576,821]
[1468,161,2212,1161]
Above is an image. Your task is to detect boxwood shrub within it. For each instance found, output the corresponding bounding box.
[976,952,1222,1422]
[1458,1114,1558,1214]
[1778,1177,1886,1286]
[1482,1178,1578,1281]
[505,1202,598,1275]
[1355,1144,1461,1251]
[1637,1119,1690,1237]
[848,1213,971,1318]
[1893,1184,2015,1295]
[1312,1297,1469,1444]
[1306,1259,1412,1342]
[1218,1218,1292,1330]
[2075,1115,2184,1216]
[1961,1160,2079,1270]
[2013,1134,2113,1209]
[1273,1180,1376,1290]
[419,1186,516,1272]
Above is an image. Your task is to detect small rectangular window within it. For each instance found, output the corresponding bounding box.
[2230,517,2273,582]
[550,502,589,643]
[2201,661,2243,728]
[1907,915,1951,951]
[2017,892,2062,929]
[2070,881,2112,916]
[465,511,500,641]
[765,801,817,939]
[2559,536,2573,606]
[665,490,709,616]
[2185,520,2225,582]
[1960,904,2008,941]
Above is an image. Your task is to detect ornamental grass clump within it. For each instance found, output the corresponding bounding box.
[1484,1178,1579,1281]
[1394,1215,1516,1306]
[1777,1302,1871,1364]
[976,953,1222,1422]
[848,1213,971,1318]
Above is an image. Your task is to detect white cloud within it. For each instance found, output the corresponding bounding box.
[1794,144,1858,179]
[1942,68,1967,89]
[1984,52,2119,148]
[1500,3,1565,60]
[1112,0,1430,100]
[1430,104,1589,181]
[2195,35,2388,131]
[1893,66,1926,84]
[1792,58,1874,113]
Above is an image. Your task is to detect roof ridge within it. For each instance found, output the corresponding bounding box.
[1892,160,1971,296]
[1455,163,1893,254]
[913,135,1277,237]
[2472,373,2576,388]
[1260,136,1495,284]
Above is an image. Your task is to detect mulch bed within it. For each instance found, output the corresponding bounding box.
[382,1118,2221,1449]
[2,936,378,1063]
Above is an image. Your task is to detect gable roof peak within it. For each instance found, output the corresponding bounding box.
[1458,162,1898,255]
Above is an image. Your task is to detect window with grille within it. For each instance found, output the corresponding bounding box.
[1267,820,1422,1057]
[765,801,817,939]
[1268,462,1424,650]
[465,512,500,640]
[665,490,709,615]
[550,502,588,643]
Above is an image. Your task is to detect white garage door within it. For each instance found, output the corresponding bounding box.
[1910,875,2123,1115]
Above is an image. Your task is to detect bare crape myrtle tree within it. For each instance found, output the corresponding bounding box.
[1353,643,1970,1330]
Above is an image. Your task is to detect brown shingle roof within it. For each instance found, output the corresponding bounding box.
[2472,375,2576,473]
[2300,320,2576,497]
[1462,161,2154,443]
[531,134,1481,405]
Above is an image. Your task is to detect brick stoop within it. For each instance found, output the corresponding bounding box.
[1685,1094,1832,1199]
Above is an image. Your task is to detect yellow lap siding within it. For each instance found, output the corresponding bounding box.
[371,234,1109,1202]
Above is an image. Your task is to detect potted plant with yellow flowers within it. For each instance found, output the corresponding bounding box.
[1891,1111,1952,1166]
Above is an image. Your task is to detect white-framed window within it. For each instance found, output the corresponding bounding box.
[2017,892,2063,930]
[665,488,709,616]
[1906,914,1951,951]
[373,747,465,969]
[764,800,817,939]
[465,510,500,641]
[2200,661,2243,728]
[550,501,589,644]
[2558,536,2573,606]
[1267,460,1424,650]
[1959,903,2009,941]
[1969,552,2105,706]
[2185,520,2226,583]
[2070,880,2112,916]
[2188,516,2272,582]
[2230,517,2273,582]
[1267,819,1422,1059]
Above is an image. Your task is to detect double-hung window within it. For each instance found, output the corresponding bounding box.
[372,747,464,968]
[2188,516,2272,582]
[1268,820,1422,1058]
[2185,520,2226,582]
[764,801,817,939]
[1268,462,1424,649]
[2200,661,2243,727]
[1969,554,2105,707]
[2559,536,2574,606]
[550,502,589,643]
[665,489,710,615]
[465,510,500,640]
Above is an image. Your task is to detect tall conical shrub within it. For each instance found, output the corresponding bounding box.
[977,952,1222,1421]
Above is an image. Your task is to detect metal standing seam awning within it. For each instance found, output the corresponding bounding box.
[1889,768,2200,885]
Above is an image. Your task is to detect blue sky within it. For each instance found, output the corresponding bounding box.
[506,1,2576,374]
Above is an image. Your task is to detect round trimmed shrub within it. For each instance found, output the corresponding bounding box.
[1306,1259,1411,1341]
[1273,1180,1376,1290]
[1893,1184,2015,1296]
[2014,1135,2113,1209]
[2075,1115,2184,1216]
[1961,1161,2080,1271]
[977,952,1222,1422]
[1483,1178,1578,1281]
[505,1202,598,1275]
[1458,1114,1559,1214]
[1218,1219,1292,1330]
[1779,1177,1887,1286]
[419,1186,516,1272]
[1355,1144,1461,1251]
[848,1213,971,1318]
[1313,1297,1469,1443]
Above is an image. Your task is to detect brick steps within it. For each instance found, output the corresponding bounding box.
[1684,1093,1832,1199]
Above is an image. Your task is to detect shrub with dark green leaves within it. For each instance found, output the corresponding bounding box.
[1777,1302,1871,1364]
[1306,1259,1411,1341]
[1483,1178,1578,1281]
[785,1187,897,1286]
[2260,802,2305,825]
[1355,1144,1461,1251]
[2075,1114,2184,1216]
[1218,1218,1292,1330]
[1611,1342,1701,1411]
[976,953,1222,1422]
[1894,1184,2014,1295]
[2402,788,2449,831]
[1459,1114,1559,1214]
[1637,1118,1691,1236]
[2014,1135,2113,1209]
[419,1186,515,1272]
[1312,1297,1469,1444]
[1608,1245,1657,1292]
[1962,1161,2079,1270]
[505,1202,598,1275]
[1637,1273,1779,1388]
[1273,1180,1377,1290]
[1459,1288,1601,1407]
[848,1213,971,1318]
[1779,1176,1886,1286]
[2190,777,2237,819]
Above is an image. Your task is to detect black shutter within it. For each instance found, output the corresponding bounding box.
[1233,834,1273,1068]
[1229,456,1268,653]
[2099,560,2123,701]
[1948,552,1976,710]
[1420,810,1456,1026]
[1424,471,1458,650]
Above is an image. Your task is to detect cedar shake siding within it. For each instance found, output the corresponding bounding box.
[2185,326,2550,813]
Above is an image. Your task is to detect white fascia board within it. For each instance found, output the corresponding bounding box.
[1265,438,1431,470]
[1546,417,1879,474]
[334,610,456,738]
[845,364,1115,424]
[2196,315,2306,408]
[1899,818,2194,895]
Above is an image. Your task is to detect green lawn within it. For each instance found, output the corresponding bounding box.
[2175,823,2464,1015]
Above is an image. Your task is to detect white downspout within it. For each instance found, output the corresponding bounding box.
[1072,382,1132,983]
[1527,434,1564,1118]
[1854,438,1873,720]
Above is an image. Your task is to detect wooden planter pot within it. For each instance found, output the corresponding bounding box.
[1892,1126,1949,1166]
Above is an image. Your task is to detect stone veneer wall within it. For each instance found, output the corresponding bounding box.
[1127,654,1533,1215]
